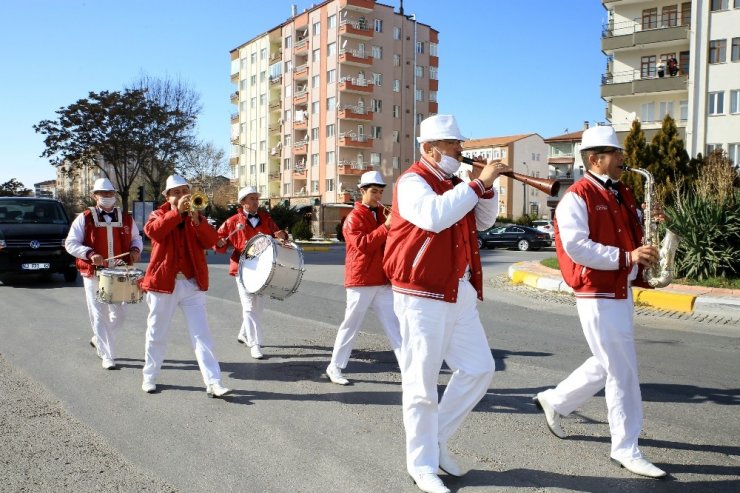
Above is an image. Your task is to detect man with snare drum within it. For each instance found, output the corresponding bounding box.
[216,186,287,360]
[325,170,401,385]
[64,177,143,370]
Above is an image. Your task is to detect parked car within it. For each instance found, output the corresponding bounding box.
[0,197,77,282]
[532,219,555,239]
[477,224,552,251]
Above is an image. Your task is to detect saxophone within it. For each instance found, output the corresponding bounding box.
[625,166,679,288]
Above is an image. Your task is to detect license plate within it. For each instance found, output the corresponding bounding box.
[22,263,50,270]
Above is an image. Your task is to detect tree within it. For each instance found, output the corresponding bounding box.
[621,119,650,204]
[0,179,32,197]
[178,141,230,197]
[127,75,201,202]
[648,114,691,204]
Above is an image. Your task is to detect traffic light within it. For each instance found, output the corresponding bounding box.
[137,185,144,201]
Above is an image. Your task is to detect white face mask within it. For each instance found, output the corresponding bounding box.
[433,148,461,175]
[98,197,116,209]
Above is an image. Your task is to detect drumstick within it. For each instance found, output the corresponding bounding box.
[103,252,131,262]
[226,223,245,239]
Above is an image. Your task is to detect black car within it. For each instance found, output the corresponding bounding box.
[0,197,77,281]
[477,224,552,251]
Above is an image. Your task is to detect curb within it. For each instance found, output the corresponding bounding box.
[507,262,740,316]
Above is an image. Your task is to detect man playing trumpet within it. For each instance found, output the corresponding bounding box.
[216,186,287,360]
[325,170,401,385]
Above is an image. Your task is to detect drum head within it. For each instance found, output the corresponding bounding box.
[238,234,277,294]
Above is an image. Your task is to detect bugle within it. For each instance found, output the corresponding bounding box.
[460,157,561,197]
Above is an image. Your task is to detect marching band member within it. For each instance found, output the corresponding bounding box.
[140,175,230,398]
[64,177,142,370]
[383,115,509,493]
[216,186,286,360]
[325,171,401,386]
[533,126,667,478]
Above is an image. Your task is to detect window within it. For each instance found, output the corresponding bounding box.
[709,40,727,63]
[392,130,400,143]
[326,151,335,165]
[250,74,256,86]
[311,101,319,115]
[641,8,657,30]
[373,73,383,86]
[662,5,678,27]
[259,162,266,173]
[312,48,320,62]
[284,133,292,146]
[326,179,334,192]
[283,158,292,171]
[659,101,674,119]
[327,42,336,57]
[681,2,691,25]
[429,91,437,102]
[249,164,256,175]
[728,143,740,166]
[326,124,335,137]
[711,0,729,10]
[416,41,424,54]
[284,36,292,49]
[641,102,656,122]
[260,71,266,82]
[311,153,319,167]
[370,153,381,167]
[730,90,740,113]
[680,99,689,120]
[312,74,320,88]
[250,97,256,109]
[311,180,319,193]
[371,46,382,59]
[732,38,740,62]
[641,55,656,78]
[706,144,722,154]
[393,105,400,118]
[415,66,424,78]
[371,126,382,139]
[312,21,320,36]
[374,19,383,32]
[259,94,266,105]
[260,48,267,60]
[327,69,337,84]
[328,14,336,29]
[393,54,401,66]
[251,52,257,63]
[393,79,400,92]
[371,99,382,113]
[416,113,424,124]
[415,89,424,101]
[394,27,401,40]
[284,109,292,122]
[708,91,724,114]
[327,97,336,111]
[429,67,438,80]
[311,127,319,140]
[283,183,291,195]
[392,157,400,169]
[430,43,438,57]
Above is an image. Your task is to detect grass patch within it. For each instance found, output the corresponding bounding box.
[541,257,559,270]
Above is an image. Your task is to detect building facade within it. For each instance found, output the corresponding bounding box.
[543,129,586,216]
[461,134,550,220]
[229,0,439,236]
[601,0,740,164]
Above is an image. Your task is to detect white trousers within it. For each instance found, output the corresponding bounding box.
[143,279,222,386]
[394,279,496,476]
[235,276,266,347]
[540,293,643,461]
[82,275,127,361]
[330,285,402,369]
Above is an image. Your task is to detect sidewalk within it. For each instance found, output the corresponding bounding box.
[508,261,740,316]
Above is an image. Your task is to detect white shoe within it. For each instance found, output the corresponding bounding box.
[141,381,156,393]
[250,345,264,359]
[206,382,231,398]
[326,365,349,385]
[438,443,464,477]
[612,457,667,479]
[101,358,117,370]
[237,333,248,345]
[411,472,450,493]
[533,393,567,439]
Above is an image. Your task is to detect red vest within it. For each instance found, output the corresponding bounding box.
[383,161,484,303]
[76,208,135,278]
[217,210,281,276]
[343,202,389,288]
[555,174,649,299]
[140,203,219,293]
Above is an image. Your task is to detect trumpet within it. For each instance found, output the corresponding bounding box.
[188,191,209,212]
[459,157,561,197]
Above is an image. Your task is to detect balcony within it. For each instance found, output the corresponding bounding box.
[602,17,689,52]
[337,191,354,203]
[339,20,373,39]
[601,70,687,98]
[230,91,239,104]
[293,118,307,130]
[231,112,239,123]
[339,49,373,67]
[269,74,283,86]
[340,0,375,12]
[547,156,575,165]
[339,133,372,149]
[338,76,374,94]
[293,90,308,105]
[338,105,373,121]
[294,63,308,80]
[230,72,239,83]
[269,101,282,112]
[270,50,283,63]
[337,161,368,175]
[294,38,309,54]
[294,140,308,154]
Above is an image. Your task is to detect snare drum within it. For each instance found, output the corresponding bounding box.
[237,234,304,300]
[96,267,145,304]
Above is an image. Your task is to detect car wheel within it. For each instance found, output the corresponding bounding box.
[64,269,78,283]
[517,239,530,251]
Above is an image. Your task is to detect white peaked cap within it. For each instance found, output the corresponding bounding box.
[162,174,190,195]
[358,170,386,188]
[92,178,116,192]
[416,114,467,143]
[237,186,260,202]
[580,125,623,150]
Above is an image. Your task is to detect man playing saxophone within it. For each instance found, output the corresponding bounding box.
[533,125,668,479]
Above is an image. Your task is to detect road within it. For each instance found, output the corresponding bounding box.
[0,245,738,492]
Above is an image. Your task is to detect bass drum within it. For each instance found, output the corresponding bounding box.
[237,234,304,300]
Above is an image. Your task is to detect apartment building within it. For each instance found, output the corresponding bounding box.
[461,134,550,220]
[601,0,740,164]
[229,0,438,235]
[543,129,586,216]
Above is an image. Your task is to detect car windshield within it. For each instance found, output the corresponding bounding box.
[0,199,68,224]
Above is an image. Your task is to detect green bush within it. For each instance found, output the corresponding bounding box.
[290,220,313,241]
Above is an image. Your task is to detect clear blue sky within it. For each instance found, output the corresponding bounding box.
[0,0,608,189]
